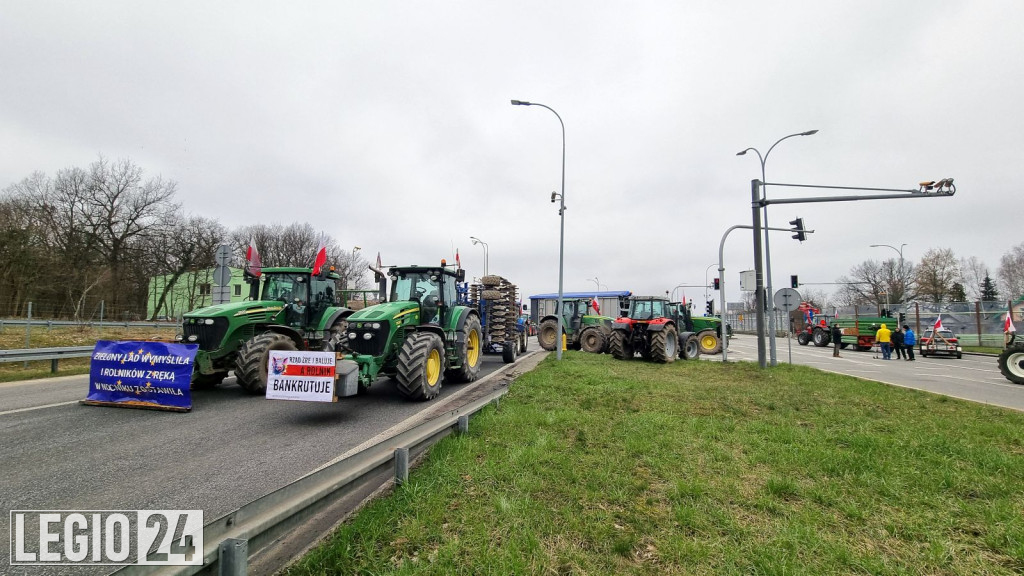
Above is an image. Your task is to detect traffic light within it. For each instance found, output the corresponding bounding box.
[705,300,714,316]
[790,217,806,242]
[713,278,720,290]
[791,275,799,288]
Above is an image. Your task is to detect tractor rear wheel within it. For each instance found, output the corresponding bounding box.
[518,330,528,353]
[998,346,1024,384]
[797,332,810,346]
[680,334,700,360]
[397,332,446,400]
[190,370,228,390]
[697,330,721,355]
[650,326,678,363]
[446,315,482,383]
[579,327,606,354]
[235,332,299,395]
[812,327,830,347]
[537,319,560,351]
[609,330,633,360]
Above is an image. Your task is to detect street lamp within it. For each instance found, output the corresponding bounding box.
[512,98,567,360]
[345,246,361,294]
[737,129,818,367]
[704,263,716,302]
[588,277,606,291]
[469,236,489,276]
[870,243,907,311]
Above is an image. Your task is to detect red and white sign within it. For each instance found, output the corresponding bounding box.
[265,350,336,402]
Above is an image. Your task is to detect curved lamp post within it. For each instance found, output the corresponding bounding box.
[469,236,489,277]
[737,129,818,366]
[512,99,567,360]
[870,243,907,310]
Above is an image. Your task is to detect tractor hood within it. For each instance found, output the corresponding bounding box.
[348,300,418,323]
[184,300,286,324]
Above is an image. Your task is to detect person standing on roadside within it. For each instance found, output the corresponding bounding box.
[831,323,843,357]
[903,325,916,361]
[876,323,892,360]
[892,325,907,360]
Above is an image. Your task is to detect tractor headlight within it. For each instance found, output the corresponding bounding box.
[187,335,198,342]
[362,332,373,340]
[347,333,357,340]
[371,322,381,329]
[204,318,214,325]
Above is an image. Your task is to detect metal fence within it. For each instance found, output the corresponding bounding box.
[724,300,1020,347]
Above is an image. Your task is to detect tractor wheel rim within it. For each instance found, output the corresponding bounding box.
[701,335,716,349]
[426,349,441,385]
[1010,352,1024,377]
[467,330,480,366]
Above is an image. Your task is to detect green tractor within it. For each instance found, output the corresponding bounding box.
[536,297,615,353]
[337,261,482,401]
[179,267,353,394]
[690,314,729,355]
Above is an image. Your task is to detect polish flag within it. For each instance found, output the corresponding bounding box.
[1005,312,1016,334]
[933,315,943,331]
[591,298,600,314]
[456,249,461,269]
[245,236,261,277]
[312,234,328,276]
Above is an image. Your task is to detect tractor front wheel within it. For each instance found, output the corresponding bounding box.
[650,326,678,364]
[502,341,517,363]
[609,330,633,360]
[537,319,560,351]
[518,330,528,354]
[998,346,1024,384]
[697,330,722,355]
[235,332,299,395]
[397,332,446,400]
[812,327,831,347]
[680,334,700,360]
[446,315,482,383]
[797,332,810,346]
[579,327,606,354]
[322,319,349,352]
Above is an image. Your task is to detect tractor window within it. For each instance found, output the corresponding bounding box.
[651,300,666,318]
[262,273,307,303]
[442,274,457,307]
[391,271,440,303]
[631,300,651,320]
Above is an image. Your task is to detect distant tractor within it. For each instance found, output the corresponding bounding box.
[536,297,614,353]
[337,261,484,400]
[179,266,353,394]
[464,275,527,363]
[690,315,729,355]
[792,302,830,347]
[609,296,679,363]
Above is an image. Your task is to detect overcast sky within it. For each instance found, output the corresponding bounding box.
[2,1,1020,306]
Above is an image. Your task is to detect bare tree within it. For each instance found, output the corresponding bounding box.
[914,248,962,303]
[147,215,226,320]
[960,256,989,301]
[834,258,914,307]
[998,242,1024,301]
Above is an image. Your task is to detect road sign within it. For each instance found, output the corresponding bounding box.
[773,287,801,312]
[213,265,232,286]
[215,244,232,266]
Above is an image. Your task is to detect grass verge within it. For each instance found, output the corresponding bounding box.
[286,352,1024,575]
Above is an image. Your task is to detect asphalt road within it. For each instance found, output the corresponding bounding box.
[0,351,534,574]
[722,335,1024,411]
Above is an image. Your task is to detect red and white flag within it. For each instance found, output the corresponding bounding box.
[245,236,261,277]
[455,249,461,269]
[591,297,600,314]
[311,234,328,276]
[1005,312,1016,333]
[933,315,943,331]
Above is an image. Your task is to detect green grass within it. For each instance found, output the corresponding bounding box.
[286,352,1024,576]
[0,325,176,382]
[963,346,1004,355]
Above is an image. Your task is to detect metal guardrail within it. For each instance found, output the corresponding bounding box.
[112,358,525,576]
[0,346,96,371]
[0,319,179,330]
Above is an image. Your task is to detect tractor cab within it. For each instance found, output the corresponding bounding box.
[254,269,337,328]
[627,297,669,322]
[388,265,463,325]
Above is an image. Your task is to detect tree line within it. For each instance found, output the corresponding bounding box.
[0,157,367,321]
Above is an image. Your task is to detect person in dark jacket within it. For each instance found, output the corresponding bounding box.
[903,325,916,361]
[831,323,843,357]
[892,326,907,359]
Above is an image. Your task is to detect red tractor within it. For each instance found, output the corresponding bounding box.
[609,296,679,363]
[793,302,831,347]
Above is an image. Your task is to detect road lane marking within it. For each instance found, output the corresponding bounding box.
[0,400,79,416]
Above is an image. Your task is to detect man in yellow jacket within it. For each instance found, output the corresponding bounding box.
[876,323,892,360]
